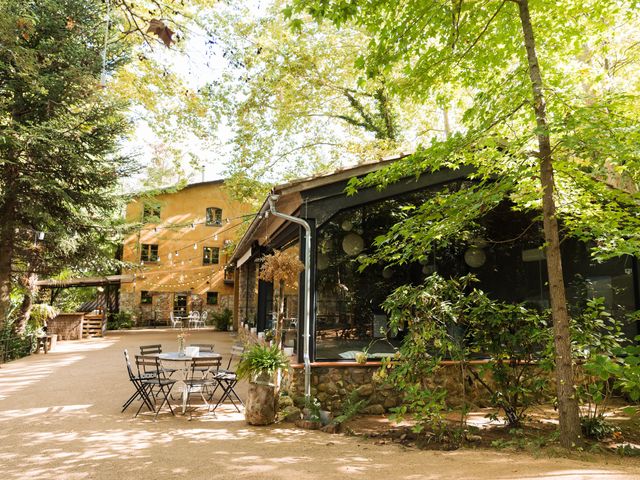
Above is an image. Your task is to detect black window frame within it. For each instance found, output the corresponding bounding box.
[203,246,220,265]
[206,291,219,305]
[206,207,223,226]
[141,290,153,304]
[141,243,159,262]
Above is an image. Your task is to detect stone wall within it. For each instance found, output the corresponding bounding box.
[119,291,135,317]
[288,365,401,415]
[119,290,234,327]
[288,363,497,414]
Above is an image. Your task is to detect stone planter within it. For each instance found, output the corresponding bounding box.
[245,382,278,425]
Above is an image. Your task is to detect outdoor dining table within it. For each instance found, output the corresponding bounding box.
[157,351,222,414]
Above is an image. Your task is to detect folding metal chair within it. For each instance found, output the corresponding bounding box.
[211,344,244,412]
[140,344,162,355]
[189,343,215,353]
[139,344,178,377]
[135,355,177,420]
[122,350,154,414]
[183,357,222,417]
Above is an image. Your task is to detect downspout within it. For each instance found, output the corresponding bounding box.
[268,194,312,400]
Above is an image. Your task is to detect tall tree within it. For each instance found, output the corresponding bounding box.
[291,0,640,447]
[198,0,454,200]
[0,0,134,326]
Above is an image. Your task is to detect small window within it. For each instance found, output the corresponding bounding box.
[203,246,220,265]
[207,292,219,305]
[143,204,161,222]
[206,207,222,226]
[141,291,152,304]
[141,244,159,262]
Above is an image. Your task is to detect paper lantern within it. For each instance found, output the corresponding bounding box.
[342,233,364,256]
[464,247,486,268]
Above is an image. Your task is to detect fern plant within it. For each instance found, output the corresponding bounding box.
[236,343,290,383]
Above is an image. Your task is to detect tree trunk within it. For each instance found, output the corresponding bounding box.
[16,273,38,334]
[0,186,17,328]
[517,0,581,448]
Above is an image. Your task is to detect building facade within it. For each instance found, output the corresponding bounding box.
[230,160,640,363]
[120,180,252,326]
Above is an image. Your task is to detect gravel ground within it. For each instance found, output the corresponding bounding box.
[1,329,639,480]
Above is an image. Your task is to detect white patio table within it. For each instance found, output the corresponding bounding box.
[157,351,222,413]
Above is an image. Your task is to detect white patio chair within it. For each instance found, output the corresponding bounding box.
[200,311,208,327]
[170,312,182,329]
[188,311,202,329]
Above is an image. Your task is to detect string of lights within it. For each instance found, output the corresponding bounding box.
[133,216,249,266]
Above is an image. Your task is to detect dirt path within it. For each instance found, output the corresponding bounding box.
[1,329,639,480]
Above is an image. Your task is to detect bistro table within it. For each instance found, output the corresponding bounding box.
[157,351,222,414]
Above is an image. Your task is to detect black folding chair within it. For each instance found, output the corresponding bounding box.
[139,344,178,377]
[122,350,155,414]
[140,344,162,355]
[135,355,177,420]
[189,343,215,352]
[184,356,222,417]
[211,345,244,412]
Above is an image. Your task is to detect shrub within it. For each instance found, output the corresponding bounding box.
[466,298,553,427]
[107,311,133,330]
[211,308,232,330]
[28,304,59,332]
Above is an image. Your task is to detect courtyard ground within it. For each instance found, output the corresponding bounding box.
[1,328,639,480]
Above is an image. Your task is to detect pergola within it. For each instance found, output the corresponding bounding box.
[36,275,134,315]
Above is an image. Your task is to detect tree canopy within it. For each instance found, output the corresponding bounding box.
[0,0,136,325]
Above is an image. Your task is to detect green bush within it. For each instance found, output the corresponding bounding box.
[107,311,133,330]
[0,322,35,362]
[28,304,59,332]
[210,308,232,330]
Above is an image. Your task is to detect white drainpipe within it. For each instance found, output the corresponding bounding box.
[268,194,312,400]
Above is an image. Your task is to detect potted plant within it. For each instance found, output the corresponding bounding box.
[258,250,304,348]
[237,343,290,425]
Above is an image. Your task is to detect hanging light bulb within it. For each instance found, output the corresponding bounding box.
[214,234,218,241]
[194,243,198,249]
[175,250,179,257]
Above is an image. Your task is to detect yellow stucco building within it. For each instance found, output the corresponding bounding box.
[119,180,252,326]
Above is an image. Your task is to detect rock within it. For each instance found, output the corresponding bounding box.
[295,419,322,430]
[278,395,294,409]
[356,384,374,397]
[383,397,397,409]
[282,406,302,422]
[362,404,385,415]
[321,423,340,434]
